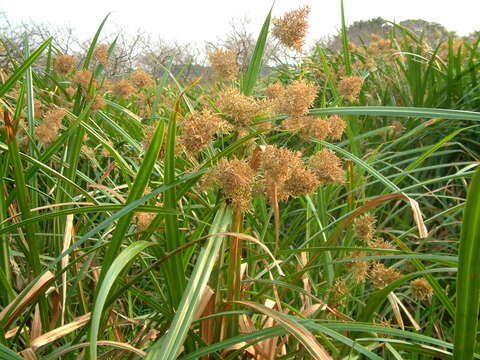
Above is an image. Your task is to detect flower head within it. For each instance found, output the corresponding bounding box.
[354,213,377,242]
[130,69,154,89]
[206,158,256,212]
[216,87,265,128]
[35,107,66,145]
[113,80,135,99]
[73,69,93,90]
[309,149,345,185]
[273,80,318,118]
[54,55,75,75]
[338,76,363,102]
[272,6,311,51]
[369,263,402,289]
[94,44,109,65]
[179,109,232,154]
[208,48,239,80]
[410,278,433,301]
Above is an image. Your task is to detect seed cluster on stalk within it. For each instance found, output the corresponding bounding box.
[272,6,311,51]
[208,48,240,80]
[178,109,232,154]
[35,107,66,145]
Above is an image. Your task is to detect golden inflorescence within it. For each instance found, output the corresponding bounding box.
[410,278,433,301]
[354,213,377,242]
[35,107,66,145]
[272,6,311,51]
[179,109,232,154]
[54,55,75,76]
[208,48,239,80]
[338,75,364,102]
[369,263,402,289]
[94,44,109,66]
[207,158,256,212]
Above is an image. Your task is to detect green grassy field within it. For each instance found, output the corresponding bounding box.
[0,3,480,359]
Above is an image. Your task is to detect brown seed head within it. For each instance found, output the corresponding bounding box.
[34,100,43,118]
[179,109,232,154]
[54,55,75,75]
[329,277,348,307]
[35,107,66,145]
[367,237,394,255]
[131,69,154,89]
[327,115,346,140]
[346,251,370,283]
[265,82,285,100]
[274,80,318,118]
[73,69,93,90]
[66,87,75,98]
[338,76,363,102]
[208,48,239,80]
[354,213,377,242]
[259,145,302,187]
[91,96,106,112]
[94,44,109,65]
[207,158,256,212]
[216,87,264,127]
[309,149,345,185]
[369,263,402,289]
[410,278,433,301]
[272,6,310,51]
[390,121,405,138]
[280,165,319,200]
[113,80,135,99]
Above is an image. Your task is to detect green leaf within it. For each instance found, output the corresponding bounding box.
[454,166,480,359]
[309,106,480,121]
[0,37,52,98]
[242,7,271,96]
[89,240,154,360]
[146,206,232,360]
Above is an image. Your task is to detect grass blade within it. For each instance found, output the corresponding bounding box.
[454,166,480,359]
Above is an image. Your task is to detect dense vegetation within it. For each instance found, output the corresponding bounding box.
[0,3,479,359]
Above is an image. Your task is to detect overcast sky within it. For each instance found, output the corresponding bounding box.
[2,0,479,45]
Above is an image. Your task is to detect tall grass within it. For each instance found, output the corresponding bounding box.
[0,3,479,359]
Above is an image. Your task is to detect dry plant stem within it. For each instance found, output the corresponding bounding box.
[226,207,243,337]
[272,185,281,253]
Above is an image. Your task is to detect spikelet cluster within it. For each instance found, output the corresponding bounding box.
[91,96,106,112]
[346,251,369,283]
[113,80,135,99]
[208,48,239,80]
[338,76,364,102]
[54,55,75,75]
[390,121,405,138]
[34,100,43,118]
[309,149,345,185]
[73,69,93,90]
[216,87,266,128]
[354,213,376,242]
[329,278,348,307]
[131,69,154,89]
[270,80,318,118]
[367,34,394,57]
[206,158,256,212]
[94,44,109,65]
[410,278,433,301]
[35,107,66,145]
[179,109,232,154]
[369,263,402,289]
[66,87,75,98]
[272,6,310,51]
[258,145,319,201]
[327,115,346,140]
[367,237,394,255]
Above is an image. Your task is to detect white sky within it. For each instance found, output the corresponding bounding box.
[2,0,480,45]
